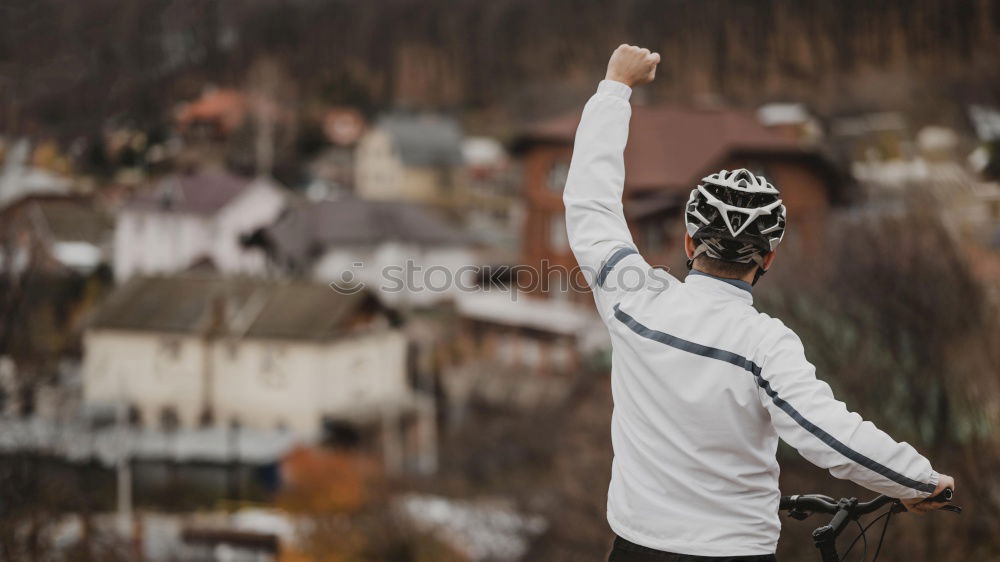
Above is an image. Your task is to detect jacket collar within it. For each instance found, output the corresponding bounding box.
[685,269,754,303]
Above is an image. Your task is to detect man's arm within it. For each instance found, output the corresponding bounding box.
[759,328,954,510]
[564,45,667,313]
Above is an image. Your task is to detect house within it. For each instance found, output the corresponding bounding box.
[462,136,523,251]
[254,196,478,307]
[113,170,287,282]
[0,138,72,207]
[832,110,1000,247]
[513,105,845,299]
[354,113,465,212]
[0,194,113,274]
[441,291,607,412]
[81,275,433,471]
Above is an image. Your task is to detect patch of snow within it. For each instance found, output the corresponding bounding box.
[52,241,103,270]
[756,103,809,126]
[455,290,597,337]
[399,494,547,562]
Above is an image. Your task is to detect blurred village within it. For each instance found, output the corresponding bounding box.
[2,2,1000,561]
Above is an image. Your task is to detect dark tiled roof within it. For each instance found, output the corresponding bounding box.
[127,171,253,215]
[377,114,463,167]
[24,197,113,244]
[515,105,810,193]
[89,275,378,341]
[264,197,469,267]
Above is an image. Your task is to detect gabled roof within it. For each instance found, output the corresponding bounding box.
[2,195,112,245]
[262,196,469,268]
[88,275,382,341]
[515,104,835,194]
[376,113,463,167]
[33,197,114,244]
[126,171,255,215]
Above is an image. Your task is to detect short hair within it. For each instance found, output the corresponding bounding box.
[693,254,760,279]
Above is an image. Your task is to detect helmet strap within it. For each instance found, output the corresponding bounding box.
[750,252,768,285]
[688,243,712,270]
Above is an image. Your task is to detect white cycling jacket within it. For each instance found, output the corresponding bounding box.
[564,80,939,557]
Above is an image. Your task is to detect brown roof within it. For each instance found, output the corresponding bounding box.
[2,195,112,244]
[36,199,113,244]
[89,275,382,341]
[127,171,254,215]
[515,105,821,194]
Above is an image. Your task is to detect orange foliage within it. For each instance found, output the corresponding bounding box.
[277,446,384,515]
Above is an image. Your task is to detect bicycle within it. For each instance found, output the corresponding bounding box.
[779,488,960,561]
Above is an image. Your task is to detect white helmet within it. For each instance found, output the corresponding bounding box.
[684,168,787,267]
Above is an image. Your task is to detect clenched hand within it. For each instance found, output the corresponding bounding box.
[605,44,660,87]
[902,473,956,514]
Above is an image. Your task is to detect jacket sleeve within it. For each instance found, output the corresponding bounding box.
[758,328,939,500]
[563,80,673,316]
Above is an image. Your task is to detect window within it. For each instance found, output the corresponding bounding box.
[549,215,568,251]
[642,214,679,254]
[159,338,182,359]
[199,408,214,427]
[321,418,362,449]
[643,220,664,253]
[546,161,570,192]
[128,405,142,427]
[160,407,180,431]
[260,347,288,388]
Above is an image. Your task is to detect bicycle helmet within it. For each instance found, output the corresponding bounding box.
[684,168,786,277]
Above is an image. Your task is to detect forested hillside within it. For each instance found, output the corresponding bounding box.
[2,0,998,136]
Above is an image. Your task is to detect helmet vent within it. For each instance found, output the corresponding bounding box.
[683,168,787,262]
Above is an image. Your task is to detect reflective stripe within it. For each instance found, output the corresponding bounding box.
[612,304,936,494]
[597,247,638,288]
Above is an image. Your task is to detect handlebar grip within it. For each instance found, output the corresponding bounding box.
[926,487,953,503]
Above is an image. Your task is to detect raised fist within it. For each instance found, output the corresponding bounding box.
[605,44,660,87]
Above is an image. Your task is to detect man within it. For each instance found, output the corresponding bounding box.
[563,44,955,562]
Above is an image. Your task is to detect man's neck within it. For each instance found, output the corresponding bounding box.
[691,266,756,286]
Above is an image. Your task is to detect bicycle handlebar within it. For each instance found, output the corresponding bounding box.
[780,488,958,561]
[779,493,895,515]
[779,488,957,517]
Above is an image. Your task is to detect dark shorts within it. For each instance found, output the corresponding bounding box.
[608,536,777,562]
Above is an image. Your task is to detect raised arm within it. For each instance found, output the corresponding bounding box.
[563,45,663,306]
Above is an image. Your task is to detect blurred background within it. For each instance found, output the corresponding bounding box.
[1,1,999,560]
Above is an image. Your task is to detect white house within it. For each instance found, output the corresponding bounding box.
[113,170,286,282]
[255,196,480,307]
[81,276,430,469]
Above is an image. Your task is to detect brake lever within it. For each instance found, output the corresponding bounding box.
[787,507,811,521]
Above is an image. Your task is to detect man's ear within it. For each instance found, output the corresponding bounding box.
[762,250,777,270]
[684,233,696,259]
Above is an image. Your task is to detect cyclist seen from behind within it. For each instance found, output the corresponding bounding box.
[564,44,956,562]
